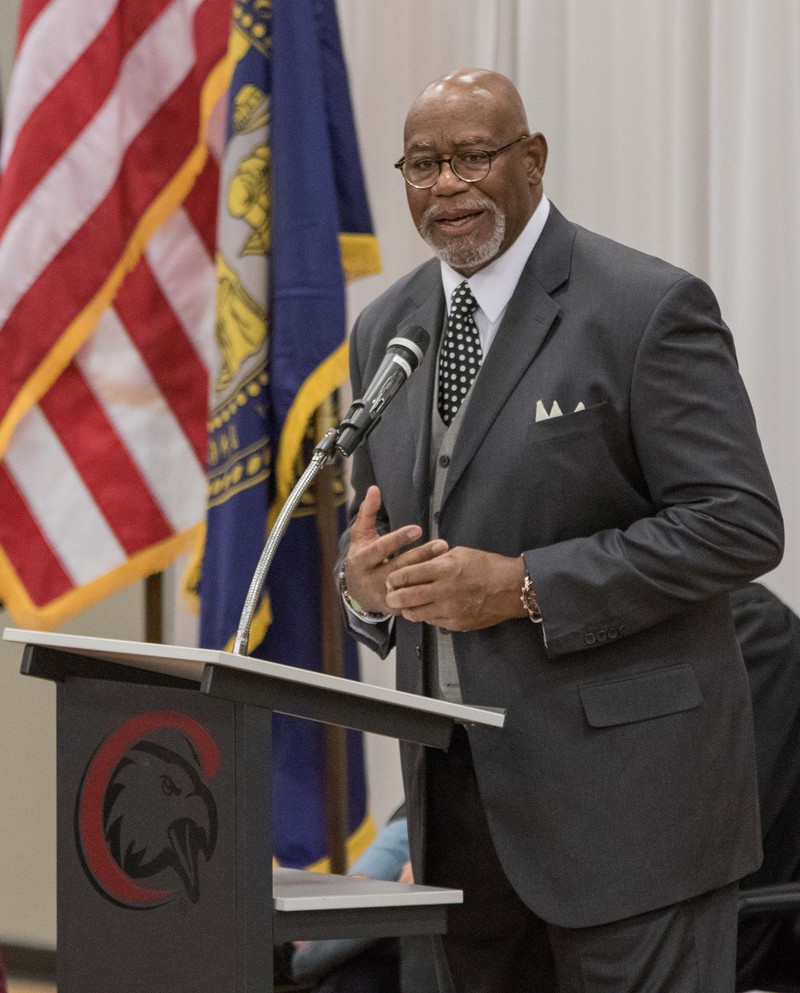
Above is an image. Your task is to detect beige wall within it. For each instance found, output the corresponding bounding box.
[0,0,16,100]
[0,585,147,948]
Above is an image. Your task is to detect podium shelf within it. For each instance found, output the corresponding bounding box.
[272,868,461,943]
[273,868,462,911]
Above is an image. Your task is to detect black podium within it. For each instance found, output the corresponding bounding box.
[3,628,504,993]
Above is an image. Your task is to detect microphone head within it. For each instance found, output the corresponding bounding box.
[388,325,430,370]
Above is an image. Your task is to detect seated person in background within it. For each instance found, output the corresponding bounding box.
[276,806,433,993]
[733,582,800,991]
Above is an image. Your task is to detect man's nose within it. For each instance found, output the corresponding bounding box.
[433,160,470,193]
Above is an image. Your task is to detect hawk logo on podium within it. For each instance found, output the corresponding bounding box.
[75,712,221,908]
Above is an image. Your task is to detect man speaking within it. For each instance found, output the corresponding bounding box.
[338,68,783,991]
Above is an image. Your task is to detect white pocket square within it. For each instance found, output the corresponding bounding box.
[535,399,585,422]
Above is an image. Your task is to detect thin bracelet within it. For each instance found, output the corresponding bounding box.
[339,565,391,621]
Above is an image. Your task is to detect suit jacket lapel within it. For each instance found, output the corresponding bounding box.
[440,205,577,512]
[397,261,445,526]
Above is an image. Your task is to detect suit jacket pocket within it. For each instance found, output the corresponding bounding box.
[526,400,610,444]
[579,664,703,728]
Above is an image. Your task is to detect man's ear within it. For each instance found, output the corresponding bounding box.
[526,133,548,187]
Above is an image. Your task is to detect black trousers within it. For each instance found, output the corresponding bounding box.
[425,726,739,993]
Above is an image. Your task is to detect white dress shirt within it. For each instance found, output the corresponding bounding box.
[440,195,550,355]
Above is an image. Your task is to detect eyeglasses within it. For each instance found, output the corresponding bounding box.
[394,135,529,189]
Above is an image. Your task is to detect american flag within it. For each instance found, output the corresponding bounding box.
[0,0,231,628]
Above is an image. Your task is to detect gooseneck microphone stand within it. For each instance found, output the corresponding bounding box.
[232,428,339,656]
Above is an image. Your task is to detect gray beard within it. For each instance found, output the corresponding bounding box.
[420,199,506,272]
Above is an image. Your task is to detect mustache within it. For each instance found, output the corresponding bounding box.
[420,195,496,230]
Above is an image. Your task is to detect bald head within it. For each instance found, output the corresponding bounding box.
[405,69,530,144]
[400,69,547,275]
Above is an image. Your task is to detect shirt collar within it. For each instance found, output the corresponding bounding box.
[441,196,551,324]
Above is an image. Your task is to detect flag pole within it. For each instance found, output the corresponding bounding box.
[144,572,163,645]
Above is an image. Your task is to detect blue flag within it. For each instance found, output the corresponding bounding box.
[199,0,381,869]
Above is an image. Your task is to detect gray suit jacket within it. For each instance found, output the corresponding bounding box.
[340,204,783,928]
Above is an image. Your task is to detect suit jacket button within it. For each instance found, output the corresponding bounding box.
[584,633,597,646]
[596,629,607,643]
[438,454,451,468]
[608,627,618,640]
[618,624,627,635]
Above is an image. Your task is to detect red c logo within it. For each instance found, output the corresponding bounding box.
[76,711,220,908]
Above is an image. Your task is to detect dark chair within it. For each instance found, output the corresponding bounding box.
[733,584,800,992]
[737,884,800,991]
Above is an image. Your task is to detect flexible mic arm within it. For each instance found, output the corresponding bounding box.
[232,429,338,655]
[232,326,430,656]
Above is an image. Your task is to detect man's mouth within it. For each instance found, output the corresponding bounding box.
[434,210,483,234]
[419,197,506,271]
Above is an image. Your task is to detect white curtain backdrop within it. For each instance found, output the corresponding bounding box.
[336,0,800,823]
[338,0,800,598]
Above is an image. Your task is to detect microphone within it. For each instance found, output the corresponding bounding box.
[234,324,430,655]
[335,325,430,456]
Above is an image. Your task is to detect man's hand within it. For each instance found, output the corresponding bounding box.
[345,485,448,616]
[385,546,527,631]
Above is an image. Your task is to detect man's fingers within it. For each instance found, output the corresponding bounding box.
[361,524,424,564]
[387,590,437,613]
[350,487,425,562]
[393,538,448,569]
[385,577,442,611]
[400,607,453,626]
[350,485,382,540]
[386,551,449,592]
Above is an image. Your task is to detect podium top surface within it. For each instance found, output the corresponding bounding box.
[273,868,462,911]
[3,628,505,729]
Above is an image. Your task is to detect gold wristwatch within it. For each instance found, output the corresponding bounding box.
[520,557,542,624]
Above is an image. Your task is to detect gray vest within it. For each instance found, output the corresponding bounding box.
[426,336,480,704]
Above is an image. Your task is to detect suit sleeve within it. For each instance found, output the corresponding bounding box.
[525,275,784,658]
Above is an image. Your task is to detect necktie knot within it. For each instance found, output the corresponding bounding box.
[451,280,479,315]
[437,281,483,426]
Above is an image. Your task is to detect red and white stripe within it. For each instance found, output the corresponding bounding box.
[0,0,229,626]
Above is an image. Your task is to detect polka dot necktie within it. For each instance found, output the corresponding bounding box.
[437,281,483,426]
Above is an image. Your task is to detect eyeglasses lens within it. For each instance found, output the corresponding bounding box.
[404,151,491,188]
